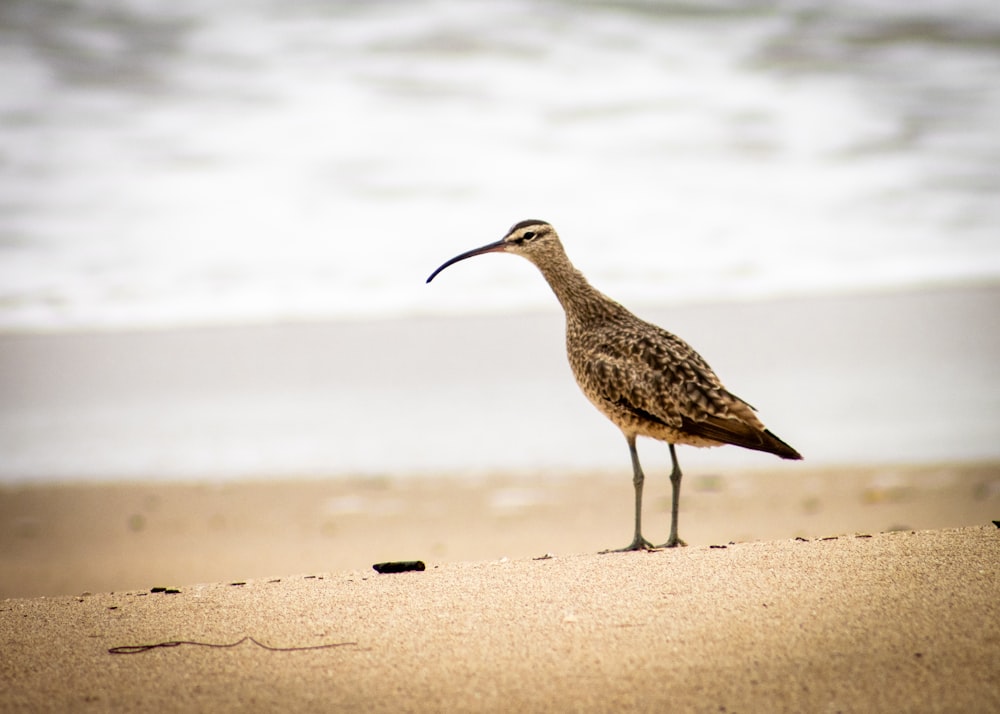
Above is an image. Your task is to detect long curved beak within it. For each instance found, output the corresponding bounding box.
[426,238,508,283]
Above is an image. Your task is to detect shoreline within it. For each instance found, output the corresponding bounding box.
[1,279,995,338]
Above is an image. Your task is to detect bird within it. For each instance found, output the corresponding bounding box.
[426,219,802,551]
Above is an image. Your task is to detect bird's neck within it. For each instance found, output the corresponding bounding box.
[530,250,621,324]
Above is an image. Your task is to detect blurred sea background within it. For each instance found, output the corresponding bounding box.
[1,0,999,483]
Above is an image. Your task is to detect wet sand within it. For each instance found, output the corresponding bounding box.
[2,285,999,480]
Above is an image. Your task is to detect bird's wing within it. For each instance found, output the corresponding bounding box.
[575,320,765,438]
[574,316,802,459]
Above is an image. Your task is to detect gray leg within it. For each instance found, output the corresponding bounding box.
[604,434,655,552]
[661,443,687,548]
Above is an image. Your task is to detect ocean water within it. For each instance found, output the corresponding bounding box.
[1,0,999,332]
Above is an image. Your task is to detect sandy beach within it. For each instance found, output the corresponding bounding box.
[2,520,998,712]
[2,463,1000,711]
[4,0,1000,705]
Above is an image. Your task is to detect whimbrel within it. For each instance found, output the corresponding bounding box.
[427,220,801,550]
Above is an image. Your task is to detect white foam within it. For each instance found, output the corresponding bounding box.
[1,0,998,332]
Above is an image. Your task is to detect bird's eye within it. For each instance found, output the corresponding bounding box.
[522,231,536,241]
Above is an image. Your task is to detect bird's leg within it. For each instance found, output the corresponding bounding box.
[604,435,656,552]
[660,443,687,548]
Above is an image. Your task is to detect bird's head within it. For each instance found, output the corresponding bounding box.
[426,219,562,283]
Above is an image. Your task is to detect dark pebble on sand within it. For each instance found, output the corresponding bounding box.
[373,560,426,574]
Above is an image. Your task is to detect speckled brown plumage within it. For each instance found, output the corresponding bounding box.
[427,219,801,550]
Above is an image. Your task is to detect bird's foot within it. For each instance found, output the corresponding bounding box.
[601,536,658,554]
[657,536,688,548]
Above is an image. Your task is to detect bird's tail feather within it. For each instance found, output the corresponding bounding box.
[682,415,802,460]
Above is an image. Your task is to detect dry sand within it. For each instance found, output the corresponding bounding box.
[2,524,998,713]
